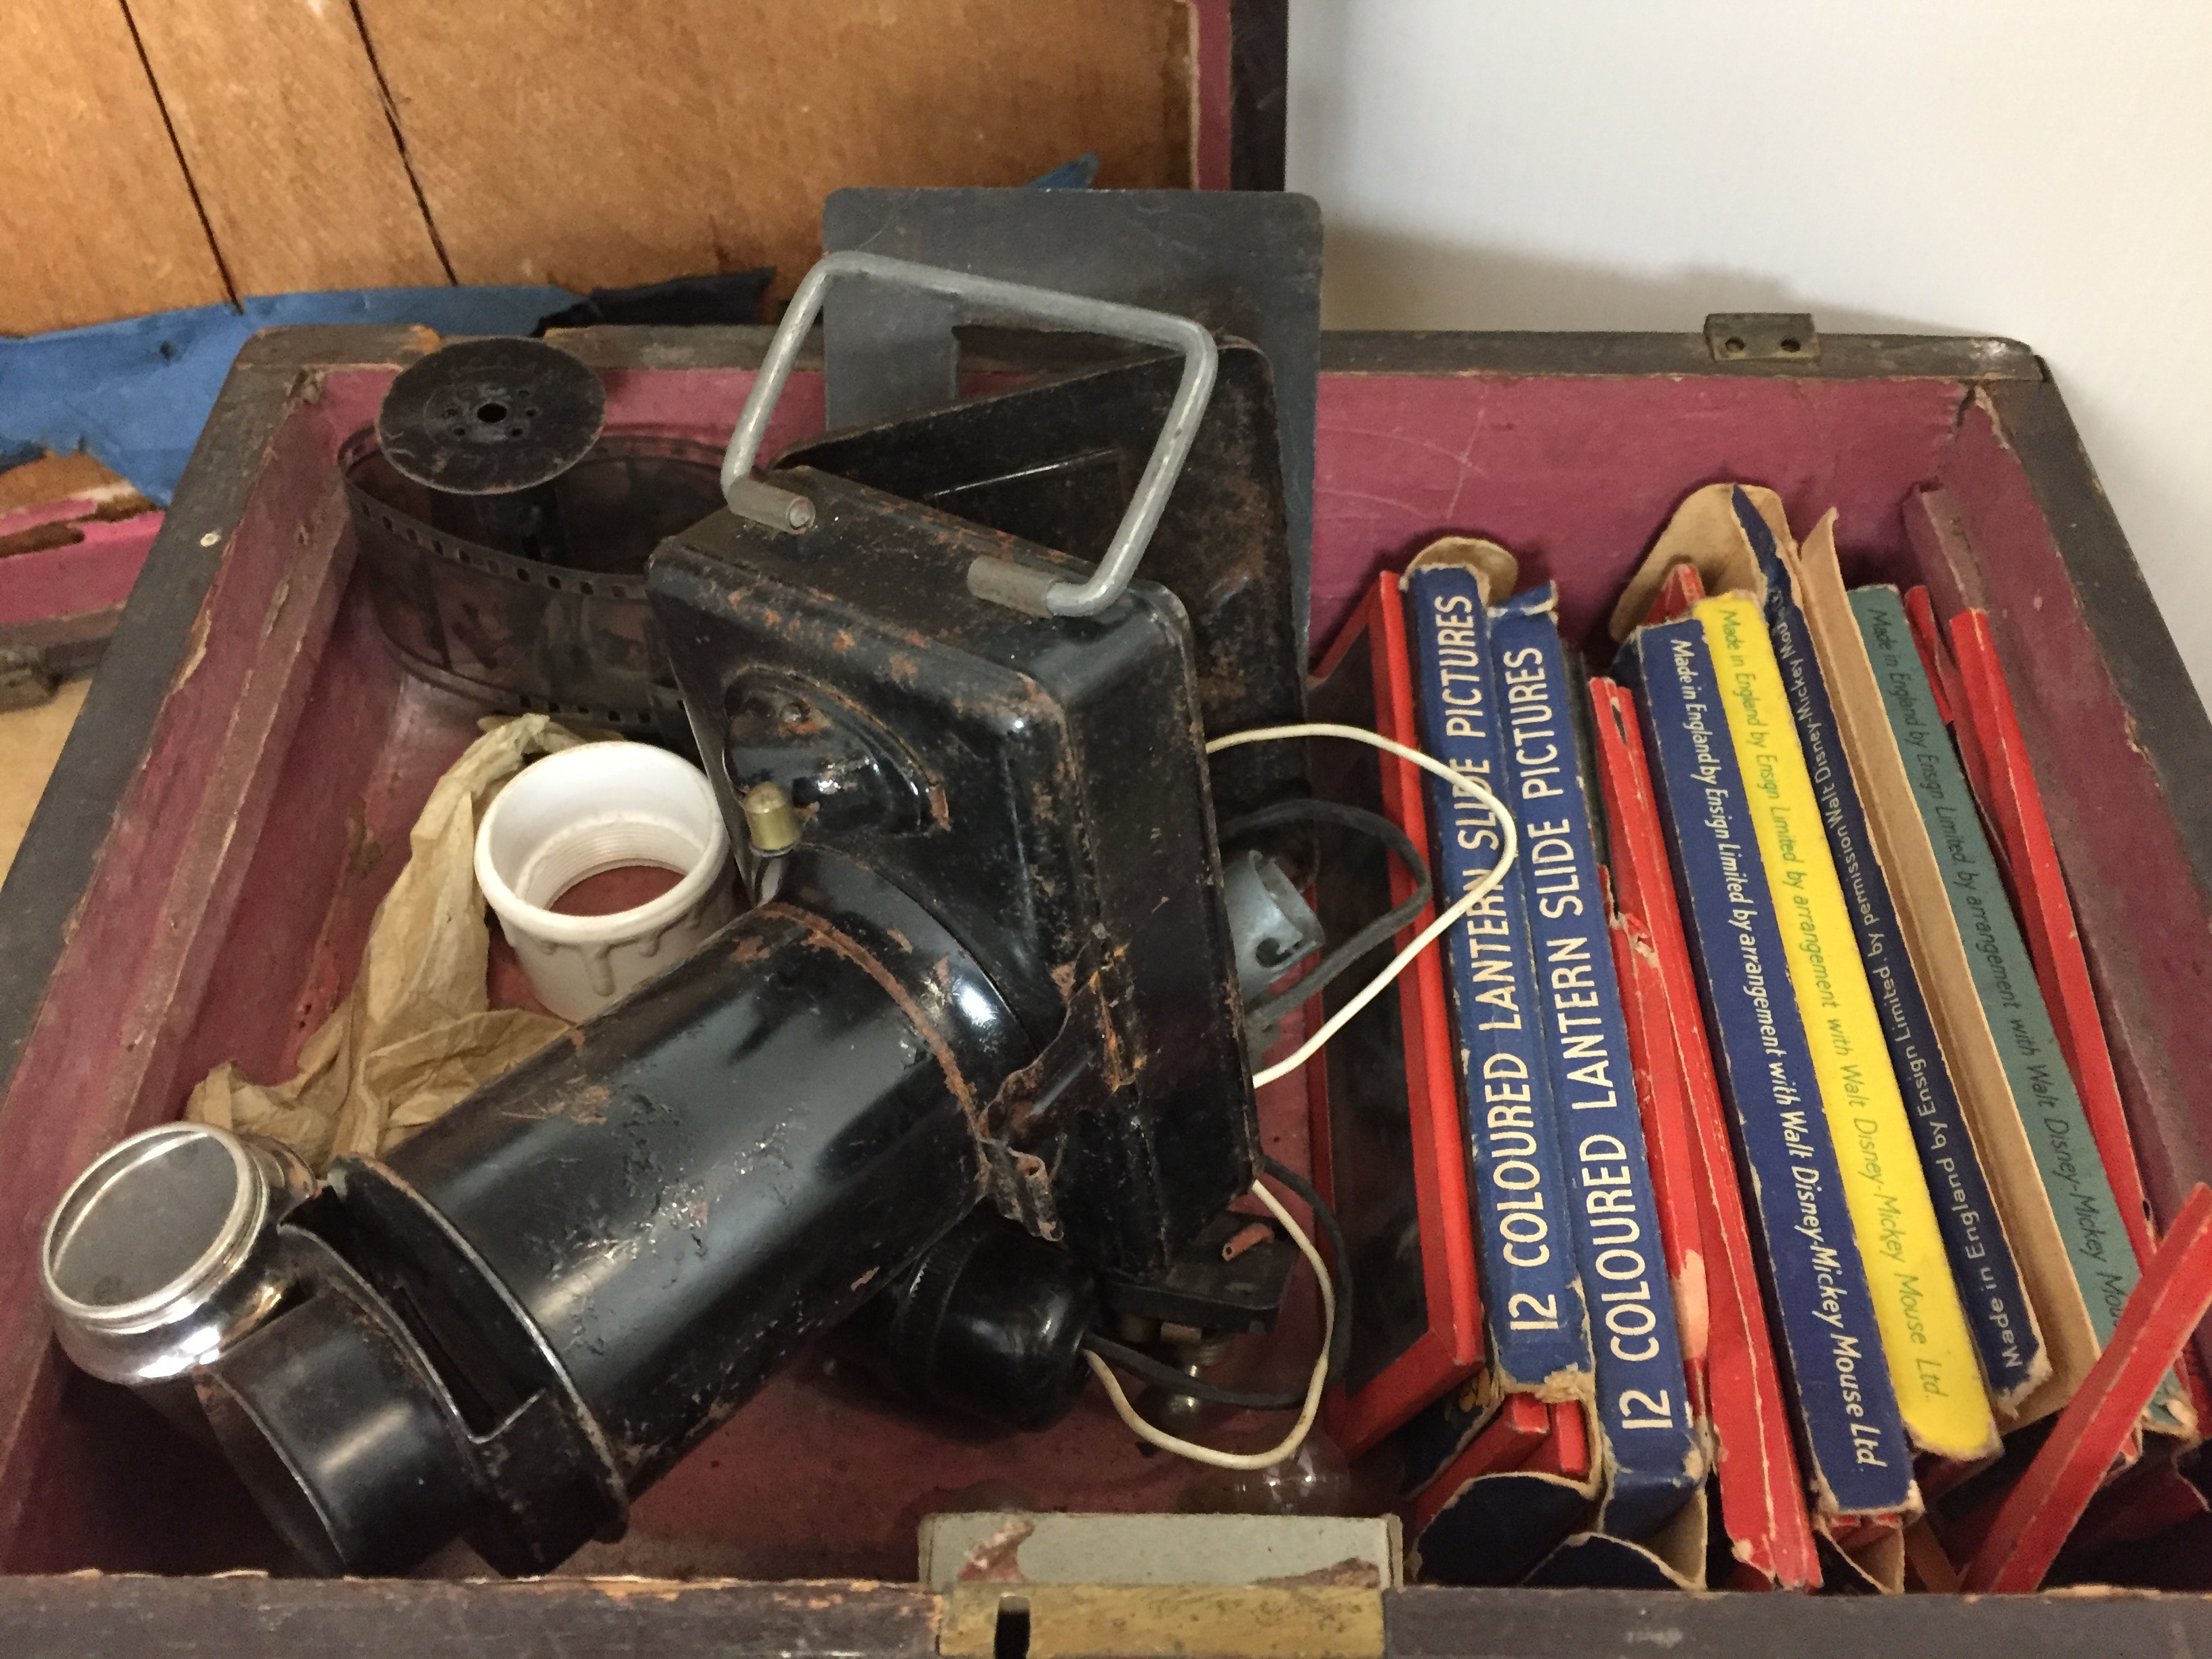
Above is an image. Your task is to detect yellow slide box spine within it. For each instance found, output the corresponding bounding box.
[1698,594,1999,1460]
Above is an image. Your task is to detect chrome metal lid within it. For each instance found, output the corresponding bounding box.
[41,1123,305,1384]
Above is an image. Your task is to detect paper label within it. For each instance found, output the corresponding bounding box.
[1753,510,2045,1408]
[1851,586,2184,1435]
[1494,585,1702,1540]
[1621,620,1914,1514]
[1401,565,1594,1401]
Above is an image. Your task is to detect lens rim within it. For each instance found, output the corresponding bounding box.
[42,1124,265,1332]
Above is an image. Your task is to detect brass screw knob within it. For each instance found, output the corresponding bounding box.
[741,781,802,855]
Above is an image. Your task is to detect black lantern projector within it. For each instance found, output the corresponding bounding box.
[37,257,1367,1576]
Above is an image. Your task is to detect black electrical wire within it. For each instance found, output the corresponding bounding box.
[1077,1333,1309,1412]
[1260,1154,1353,1389]
[1219,798,1433,1038]
[1094,792,1370,1420]
[1076,1157,1352,1415]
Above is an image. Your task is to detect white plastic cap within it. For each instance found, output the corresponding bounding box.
[474,742,737,1022]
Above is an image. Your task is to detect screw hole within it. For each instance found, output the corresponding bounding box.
[1723,336,1746,355]
[476,400,509,423]
[1779,337,1802,353]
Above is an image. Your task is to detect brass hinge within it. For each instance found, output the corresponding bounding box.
[1705,312,1822,363]
[939,1584,1385,1659]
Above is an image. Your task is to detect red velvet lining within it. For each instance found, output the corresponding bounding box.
[0,359,2192,1580]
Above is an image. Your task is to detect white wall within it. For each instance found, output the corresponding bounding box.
[1288,0,2212,699]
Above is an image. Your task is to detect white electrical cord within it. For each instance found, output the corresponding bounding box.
[1206,722,1520,1089]
[1085,1174,1333,1469]
[1085,722,1519,1470]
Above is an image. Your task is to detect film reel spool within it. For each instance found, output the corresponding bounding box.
[376,337,607,496]
[350,339,714,741]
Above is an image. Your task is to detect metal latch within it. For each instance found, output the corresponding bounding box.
[1705,312,1822,363]
[938,1585,1385,1659]
[924,1513,1395,1659]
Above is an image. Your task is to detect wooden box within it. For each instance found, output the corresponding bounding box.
[1,323,2209,1652]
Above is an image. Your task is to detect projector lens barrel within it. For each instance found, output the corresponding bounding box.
[196,853,1027,1576]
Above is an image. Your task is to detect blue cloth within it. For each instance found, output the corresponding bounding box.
[0,285,573,506]
[1028,152,1101,189]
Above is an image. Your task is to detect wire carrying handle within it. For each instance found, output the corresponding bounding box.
[718,251,1219,619]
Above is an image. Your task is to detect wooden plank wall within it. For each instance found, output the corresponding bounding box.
[1,1,1193,335]
[1,5,232,334]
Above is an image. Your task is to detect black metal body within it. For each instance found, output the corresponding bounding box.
[195,1233,485,1578]
[379,853,1021,1492]
[651,466,1258,1275]
[784,343,1308,857]
[173,401,1263,1578]
[851,1211,1100,1432]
